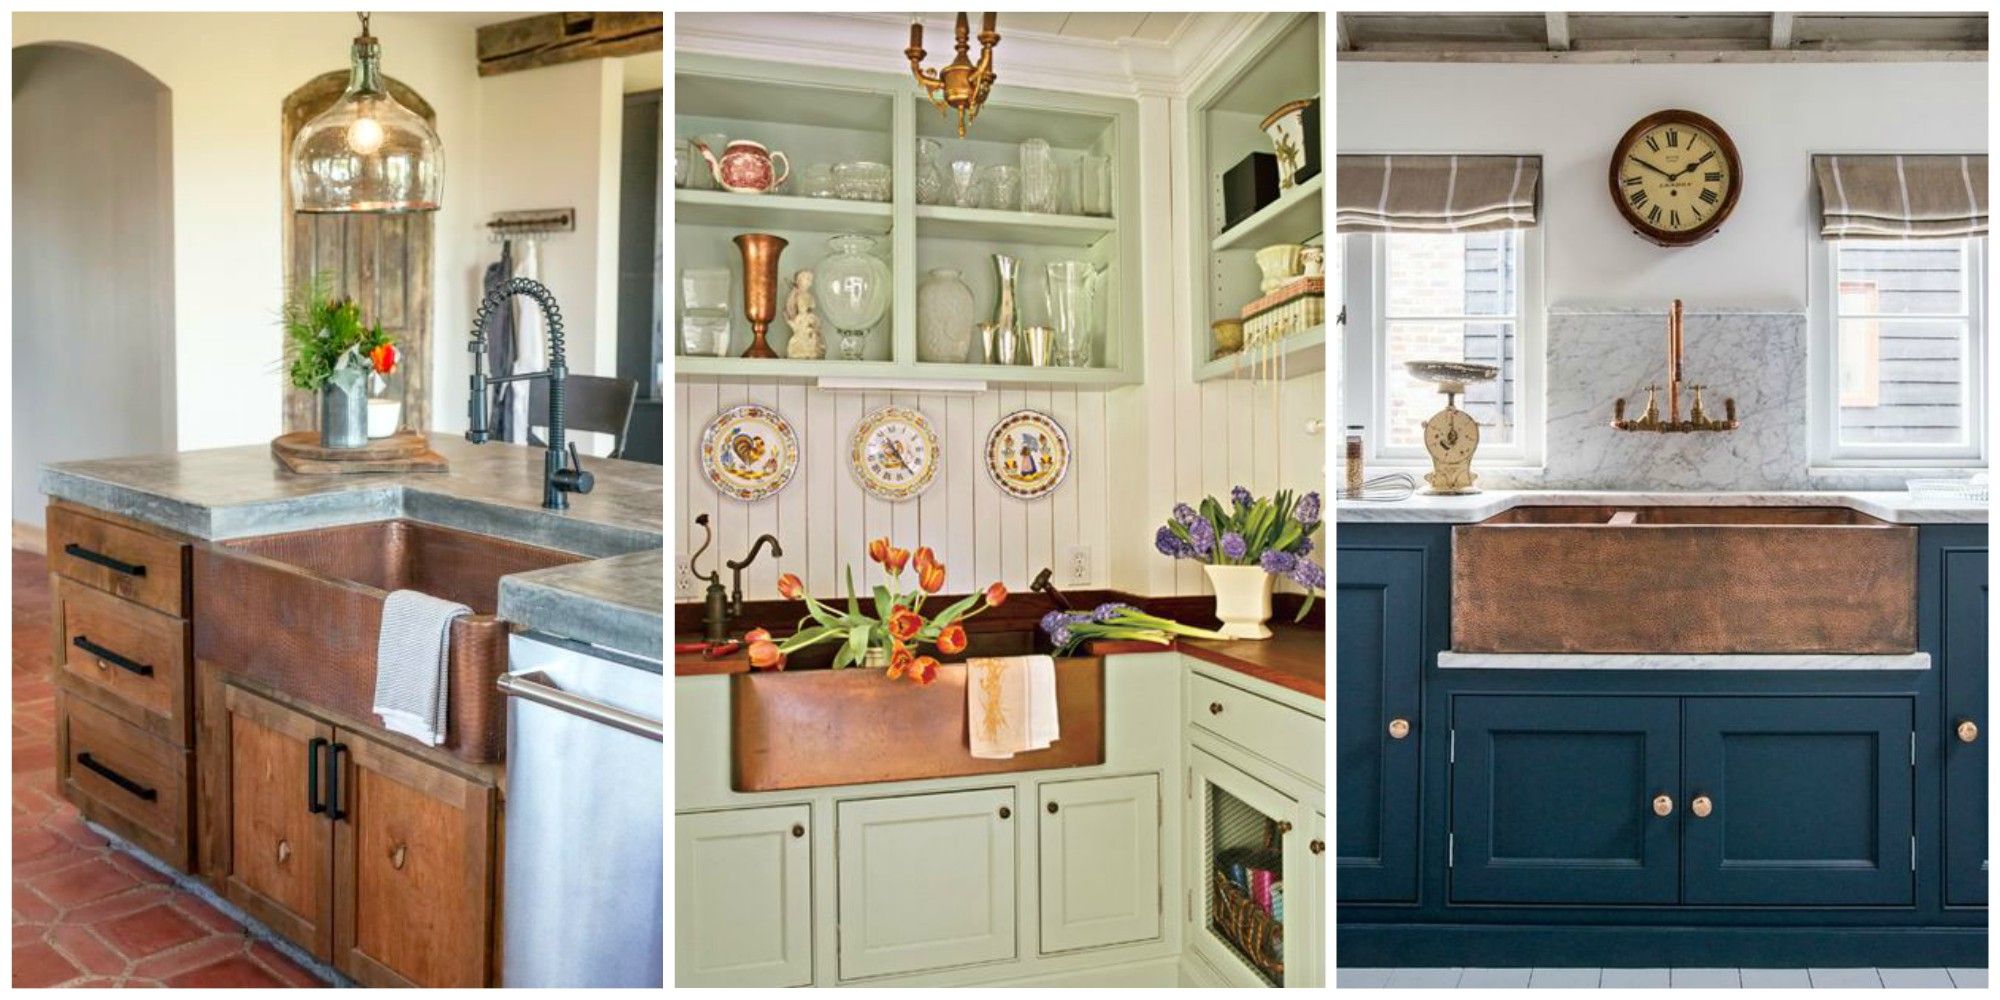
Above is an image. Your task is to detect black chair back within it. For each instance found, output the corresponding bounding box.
[527,374,639,458]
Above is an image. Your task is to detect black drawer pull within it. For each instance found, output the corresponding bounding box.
[307,737,327,814]
[326,742,348,821]
[76,752,157,801]
[64,543,147,578]
[71,636,153,677]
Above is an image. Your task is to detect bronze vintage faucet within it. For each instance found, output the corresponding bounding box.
[1611,298,1739,433]
[689,514,784,644]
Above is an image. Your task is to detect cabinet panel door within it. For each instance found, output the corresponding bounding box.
[1942,546,1988,907]
[1451,696,1680,905]
[1333,545,1424,902]
[1038,773,1160,954]
[332,731,495,987]
[218,683,335,959]
[674,805,813,987]
[1683,697,1913,906]
[837,787,1016,980]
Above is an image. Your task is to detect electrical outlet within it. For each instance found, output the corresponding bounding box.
[1066,546,1091,586]
[676,559,698,599]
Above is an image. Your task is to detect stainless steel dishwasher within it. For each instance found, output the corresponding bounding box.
[499,634,663,987]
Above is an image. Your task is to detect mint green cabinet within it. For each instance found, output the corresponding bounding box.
[836,787,1018,980]
[674,805,813,987]
[1038,774,1162,954]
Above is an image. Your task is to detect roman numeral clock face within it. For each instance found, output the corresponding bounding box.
[1611,111,1740,246]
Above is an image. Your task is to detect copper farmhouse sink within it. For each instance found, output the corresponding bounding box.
[1452,506,1916,654]
[193,520,583,762]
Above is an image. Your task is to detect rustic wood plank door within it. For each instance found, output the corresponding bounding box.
[217,683,337,960]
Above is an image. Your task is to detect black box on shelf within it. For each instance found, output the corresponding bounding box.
[1221,152,1280,233]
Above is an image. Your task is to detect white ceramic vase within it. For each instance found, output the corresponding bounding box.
[1205,564,1275,640]
[917,267,976,363]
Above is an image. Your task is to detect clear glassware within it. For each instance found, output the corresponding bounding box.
[916,138,945,206]
[1045,259,1095,368]
[673,139,689,188]
[816,235,891,360]
[680,267,732,357]
[800,163,837,199]
[980,164,1020,211]
[1018,138,1059,214]
[833,161,891,202]
[1077,154,1111,216]
[689,132,727,190]
[289,28,441,212]
[949,159,979,207]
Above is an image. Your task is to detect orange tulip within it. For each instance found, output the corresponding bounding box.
[913,546,936,574]
[884,547,911,575]
[887,643,913,680]
[918,561,947,594]
[745,628,784,670]
[868,537,890,564]
[776,572,804,600]
[887,605,923,642]
[910,655,940,685]
[985,582,1008,607]
[937,623,968,656]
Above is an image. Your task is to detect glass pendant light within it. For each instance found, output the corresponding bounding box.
[290,12,442,213]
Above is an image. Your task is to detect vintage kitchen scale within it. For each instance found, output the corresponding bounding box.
[1405,360,1499,495]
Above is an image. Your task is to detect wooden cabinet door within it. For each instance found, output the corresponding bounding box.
[675,805,813,987]
[836,787,1016,981]
[332,730,495,988]
[1037,773,1160,954]
[1940,543,1988,907]
[1451,695,1681,905]
[217,683,335,959]
[1682,697,1914,906]
[1333,544,1425,902]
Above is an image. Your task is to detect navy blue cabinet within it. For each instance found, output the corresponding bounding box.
[1682,697,1913,906]
[1334,544,1428,902]
[1940,543,1987,907]
[1450,696,1680,905]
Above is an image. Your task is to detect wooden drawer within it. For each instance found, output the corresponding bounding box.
[1190,670,1324,786]
[47,503,189,617]
[53,577,190,746]
[57,691,193,872]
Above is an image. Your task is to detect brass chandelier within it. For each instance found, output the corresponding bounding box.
[905,13,999,137]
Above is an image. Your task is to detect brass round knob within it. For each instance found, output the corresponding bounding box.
[1047,801,1059,814]
[791,824,805,838]
[276,839,291,865]
[1959,719,1980,744]
[1691,795,1714,819]
[1388,718,1411,740]
[390,843,407,871]
[1209,702,1224,715]
[998,806,1011,820]
[1652,794,1674,817]
[1276,820,1293,835]
[1309,839,1325,856]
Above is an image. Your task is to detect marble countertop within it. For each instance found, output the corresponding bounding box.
[43,435,663,661]
[1337,489,1986,525]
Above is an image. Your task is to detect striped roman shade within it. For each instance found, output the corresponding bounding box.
[1336,154,1541,234]
[1813,154,1987,240]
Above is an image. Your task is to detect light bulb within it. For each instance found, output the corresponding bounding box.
[348,116,384,155]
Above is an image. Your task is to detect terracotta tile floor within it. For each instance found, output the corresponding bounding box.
[12,549,324,987]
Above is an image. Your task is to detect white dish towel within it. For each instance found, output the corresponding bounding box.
[373,589,471,746]
[967,655,1060,759]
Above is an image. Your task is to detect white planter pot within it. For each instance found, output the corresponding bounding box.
[1204,564,1275,640]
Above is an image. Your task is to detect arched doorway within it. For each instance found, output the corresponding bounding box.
[12,43,175,530]
[280,70,437,434]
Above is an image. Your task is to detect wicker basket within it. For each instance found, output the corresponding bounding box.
[1211,870,1284,981]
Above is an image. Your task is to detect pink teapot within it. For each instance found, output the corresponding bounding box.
[696,139,790,195]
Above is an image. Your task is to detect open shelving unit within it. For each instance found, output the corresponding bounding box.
[673,52,1140,390]
[1186,12,1325,384]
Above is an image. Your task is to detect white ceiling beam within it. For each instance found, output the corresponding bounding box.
[1545,12,1571,51]
[1770,12,1795,50]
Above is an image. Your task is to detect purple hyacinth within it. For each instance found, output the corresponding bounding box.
[1260,549,1298,576]
[1296,491,1321,524]
[1291,558,1325,591]
[1040,610,1069,634]
[1155,525,1190,559]
[1296,536,1314,557]
[1186,517,1216,556]
[1220,531,1248,561]
[1231,485,1253,508]
[1172,502,1199,527]
[1093,602,1133,623]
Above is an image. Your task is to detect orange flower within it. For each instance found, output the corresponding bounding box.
[884,547,911,575]
[868,537,890,564]
[984,581,1008,607]
[887,605,923,642]
[887,643,913,680]
[776,572,804,600]
[918,561,947,594]
[937,623,968,656]
[913,546,936,574]
[745,628,784,670]
[910,655,940,685]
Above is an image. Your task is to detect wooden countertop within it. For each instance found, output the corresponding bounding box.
[1178,625,1325,700]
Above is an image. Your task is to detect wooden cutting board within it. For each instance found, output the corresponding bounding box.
[270,431,449,474]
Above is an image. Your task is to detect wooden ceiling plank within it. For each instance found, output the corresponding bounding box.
[477,12,662,77]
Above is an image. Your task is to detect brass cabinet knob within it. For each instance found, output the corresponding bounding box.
[791,824,805,838]
[1691,795,1714,819]
[1047,801,1059,814]
[1652,794,1674,817]
[390,842,408,871]
[1959,719,1980,744]
[1276,820,1293,835]
[1309,839,1325,856]
[1388,718,1411,740]
[276,839,291,865]
[1209,702,1224,715]
[998,806,1011,820]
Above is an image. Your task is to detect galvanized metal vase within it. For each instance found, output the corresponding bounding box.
[319,372,368,449]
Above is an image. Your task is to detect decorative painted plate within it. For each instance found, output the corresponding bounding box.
[984,409,1070,500]
[701,404,799,501]
[850,405,939,501]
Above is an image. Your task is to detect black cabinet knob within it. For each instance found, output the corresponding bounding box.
[1047,801,1059,814]
[791,824,805,838]
[998,806,1011,819]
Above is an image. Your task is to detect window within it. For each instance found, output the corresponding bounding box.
[1342,228,1543,463]
[1812,237,1985,464]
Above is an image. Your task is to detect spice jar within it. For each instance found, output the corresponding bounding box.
[1345,425,1365,497]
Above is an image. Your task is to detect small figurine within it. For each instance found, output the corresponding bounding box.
[783,269,825,360]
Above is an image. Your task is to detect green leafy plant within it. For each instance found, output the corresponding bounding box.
[281,271,395,392]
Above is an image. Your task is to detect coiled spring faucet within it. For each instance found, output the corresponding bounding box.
[465,277,595,509]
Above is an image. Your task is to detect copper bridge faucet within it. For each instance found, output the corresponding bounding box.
[1611,298,1740,433]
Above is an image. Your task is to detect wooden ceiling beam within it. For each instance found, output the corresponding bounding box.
[476,12,662,78]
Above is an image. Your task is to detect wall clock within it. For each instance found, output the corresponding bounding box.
[850,405,939,501]
[1609,109,1741,247]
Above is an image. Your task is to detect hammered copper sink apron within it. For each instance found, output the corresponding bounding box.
[193,519,584,763]
[1452,506,1917,654]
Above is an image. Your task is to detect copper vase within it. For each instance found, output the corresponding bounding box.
[734,233,787,358]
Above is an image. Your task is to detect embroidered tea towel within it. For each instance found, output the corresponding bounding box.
[968,655,1060,759]
[373,589,471,746]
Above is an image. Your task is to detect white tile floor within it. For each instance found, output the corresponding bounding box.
[1335,967,1986,989]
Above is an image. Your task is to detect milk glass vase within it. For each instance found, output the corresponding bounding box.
[816,235,890,361]
[917,268,975,363]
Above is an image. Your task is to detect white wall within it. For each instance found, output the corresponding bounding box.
[14,44,176,526]
[1336,61,1989,310]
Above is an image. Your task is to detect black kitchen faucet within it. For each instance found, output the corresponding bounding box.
[465,277,594,510]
